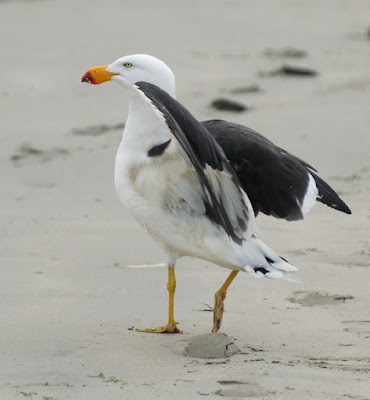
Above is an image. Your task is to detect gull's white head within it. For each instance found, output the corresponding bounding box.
[82,54,176,98]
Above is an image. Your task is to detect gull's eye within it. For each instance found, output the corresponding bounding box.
[123,62,133,68]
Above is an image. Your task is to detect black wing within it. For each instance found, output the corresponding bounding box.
[135,82,251,245]
[202,119,351,220]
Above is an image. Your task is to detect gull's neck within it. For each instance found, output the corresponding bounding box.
[121,86,172,153]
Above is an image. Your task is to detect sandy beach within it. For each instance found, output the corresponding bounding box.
[1,0,369,399]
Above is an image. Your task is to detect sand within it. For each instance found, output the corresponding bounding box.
[1,0,369,399]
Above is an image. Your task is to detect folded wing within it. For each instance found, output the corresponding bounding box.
[203,119,351,220]
[134,82,253,245]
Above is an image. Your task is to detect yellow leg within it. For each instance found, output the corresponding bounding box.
[212,270,239,333]
[137,264,182,334]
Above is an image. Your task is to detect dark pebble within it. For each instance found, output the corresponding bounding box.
[211,98,248,112]
[280,65,318,76]
[260,64,318,77]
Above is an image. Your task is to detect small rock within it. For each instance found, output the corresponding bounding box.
[210,98,248,112]
[260,65,318,77]
[183,332,239,359]
[279,65,318,76]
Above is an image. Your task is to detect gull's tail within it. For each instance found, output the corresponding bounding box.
[242,236,299,283]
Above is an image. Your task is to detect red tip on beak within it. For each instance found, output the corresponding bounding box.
[81,70,95,84]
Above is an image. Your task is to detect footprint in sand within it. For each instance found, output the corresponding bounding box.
[342,320,370,338]
[287,291,354,307]
[11,143,69,165]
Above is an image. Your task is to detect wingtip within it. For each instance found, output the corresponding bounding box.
[343,206,352,215]
[311,172,352,216]
[333,201,352,215]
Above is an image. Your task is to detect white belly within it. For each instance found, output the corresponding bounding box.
[114,141,242,268]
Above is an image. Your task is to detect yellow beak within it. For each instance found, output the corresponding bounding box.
[81,65,118,85]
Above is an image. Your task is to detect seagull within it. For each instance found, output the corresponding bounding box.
[81,54,351,333]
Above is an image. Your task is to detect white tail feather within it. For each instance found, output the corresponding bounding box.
[241,237,299,282]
